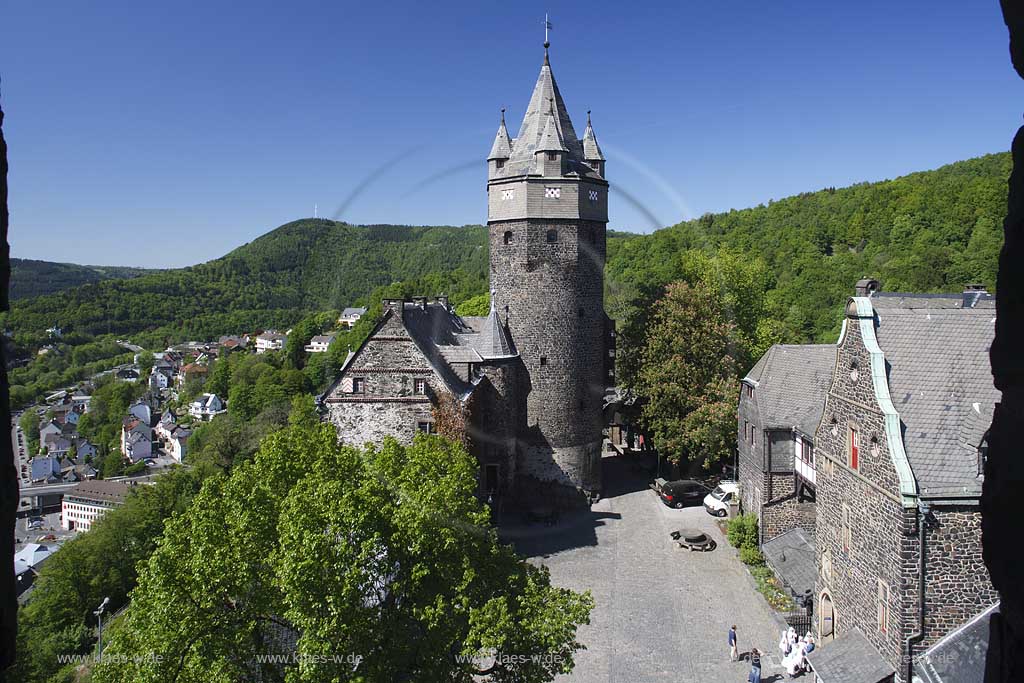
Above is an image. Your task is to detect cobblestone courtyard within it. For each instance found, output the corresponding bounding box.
[504,454,791,683]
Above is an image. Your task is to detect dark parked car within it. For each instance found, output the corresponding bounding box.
[656,479,709,509]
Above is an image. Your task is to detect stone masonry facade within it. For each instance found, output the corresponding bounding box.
[814,301,997,681]
[325,309,442,446]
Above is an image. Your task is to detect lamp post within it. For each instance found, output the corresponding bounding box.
[94,597,109,662]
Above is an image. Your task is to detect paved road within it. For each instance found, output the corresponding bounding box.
[506,455,789,683]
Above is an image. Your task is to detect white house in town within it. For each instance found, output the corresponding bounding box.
[189,393,225,421]
[304,334,336,353]
[256,331,288,353]
[338,307,367,329]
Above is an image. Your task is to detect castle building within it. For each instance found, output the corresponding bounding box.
[737,343,834,545]
[324,42,614,504]
[810,287,999,682]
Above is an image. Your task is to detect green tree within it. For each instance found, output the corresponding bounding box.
[93,428,593,683]
[206,354,232,398]
[456,292,490,316]
[137,351,155,378]
[19,410,39,455]
[7,468,204,683]
[636,281,740,468]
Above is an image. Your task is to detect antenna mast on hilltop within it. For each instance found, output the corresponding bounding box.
[314,203,318,219]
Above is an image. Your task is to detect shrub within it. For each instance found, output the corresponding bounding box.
[727,513,759,550]
[740,546,765,566]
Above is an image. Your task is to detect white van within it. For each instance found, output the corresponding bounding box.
[703,481,739,517]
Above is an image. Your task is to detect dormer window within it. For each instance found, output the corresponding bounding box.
[495,159,505,169]
[547,152,557,161]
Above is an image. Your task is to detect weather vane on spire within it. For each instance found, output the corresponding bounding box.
[544,13,552,49]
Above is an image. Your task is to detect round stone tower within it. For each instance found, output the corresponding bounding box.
[486,45,610,499]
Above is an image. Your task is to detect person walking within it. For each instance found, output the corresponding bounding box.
[728,625,738,661]
[748,648,762,683]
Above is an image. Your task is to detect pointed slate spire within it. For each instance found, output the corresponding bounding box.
[477,290,517,359]
[537,98,568,153]
[488,108,513,161]
[582,110,605,161]
[502,50,583,174]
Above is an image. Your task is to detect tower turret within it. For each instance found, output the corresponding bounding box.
[535,99,568,176]
[487,109,512,179]
[486,41,610,502]
[582,111,605,177]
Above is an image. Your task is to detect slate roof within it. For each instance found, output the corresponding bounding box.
[498,54,602,180]
[341,307,367,318]
[30,457,60,481]
[400,302,518,396]
[807,628,895,683]
[872,291,995,310]
[65,480,132,504]
[488,116,513,160]
[762,527,816,600]
[309,334,335,345]
[582,114,605,161]
[914,602,997,683]
[871,301,997,499]
[743,344,835,438]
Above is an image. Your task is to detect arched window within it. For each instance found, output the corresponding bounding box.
[546,229,558,243]
[503,231,513,245]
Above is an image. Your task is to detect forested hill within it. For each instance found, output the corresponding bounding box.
[5,221,489,347]
[606,152,1009,346]
[10,259,156,300]
[4,152,1009,351]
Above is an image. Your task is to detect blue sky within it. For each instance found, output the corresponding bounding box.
[1,0,1018,267]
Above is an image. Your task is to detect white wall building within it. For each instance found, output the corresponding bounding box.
[256,331,287,354]
[61,480,132,532]
[304,334,336,353]
[190,393,225,421]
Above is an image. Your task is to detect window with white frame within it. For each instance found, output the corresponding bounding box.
[351,377,365,394]
[416,421,435,434]
[588,189,599,202]
[544,187,561,198]
[501,189,514,201]
[413,378,426,395]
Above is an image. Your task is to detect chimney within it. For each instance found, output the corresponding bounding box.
[854,278,880,297]
[411,296,428,311]
[382,299,405,319]
[963,284,989,309]
[435,294,450,310]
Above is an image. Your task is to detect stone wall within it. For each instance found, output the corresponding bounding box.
[489,217,607,495]
[921,506,998,648]
[814,308,910,678]
[469,360,522,494]
[761,474,817,543]
[325,309,447,446]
